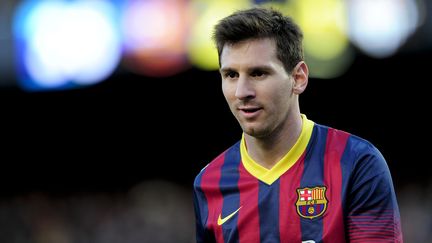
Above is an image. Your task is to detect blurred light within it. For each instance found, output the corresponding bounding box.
[290,0,353,78]
[253,0,286,4]
[255,0,289,13]
[0,1,14,86]
[305,49,355,79]
[348,0,420,58]
[13,0,121,91]
[122,0,190,77]
[295,0,349,60]
[188,0,251,71]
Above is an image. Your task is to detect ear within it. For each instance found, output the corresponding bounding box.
[292,61,308,94]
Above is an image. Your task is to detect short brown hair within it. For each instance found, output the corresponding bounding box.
[213,7,304,73]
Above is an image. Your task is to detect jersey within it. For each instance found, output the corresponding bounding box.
[193,116,403,243]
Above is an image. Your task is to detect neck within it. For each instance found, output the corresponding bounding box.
[244,113,303,170]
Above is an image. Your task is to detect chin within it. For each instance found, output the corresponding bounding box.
[242,125,268,138]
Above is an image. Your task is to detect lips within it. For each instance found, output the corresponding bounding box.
[237,106,262,118]
[239,107,261,113]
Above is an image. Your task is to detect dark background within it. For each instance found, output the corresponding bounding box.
[1,2,431,242]
[1,48,429,196]
[1,0,431,198]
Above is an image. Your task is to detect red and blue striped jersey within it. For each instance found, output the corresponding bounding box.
[193,116,403,243]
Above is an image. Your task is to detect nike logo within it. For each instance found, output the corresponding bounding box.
[217,207,242,226]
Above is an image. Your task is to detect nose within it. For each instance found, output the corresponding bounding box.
[235,77,255,100]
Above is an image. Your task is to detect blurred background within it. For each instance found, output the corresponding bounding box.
[1,0,431,242]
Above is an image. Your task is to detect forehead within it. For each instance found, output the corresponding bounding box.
[220,38,279,69]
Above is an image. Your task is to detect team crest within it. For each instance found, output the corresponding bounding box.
[296,186,328,219]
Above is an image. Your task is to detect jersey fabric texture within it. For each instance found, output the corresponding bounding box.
[193,115,402,243]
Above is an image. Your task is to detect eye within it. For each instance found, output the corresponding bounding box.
[224,71,238,79]
[251,70,266,77]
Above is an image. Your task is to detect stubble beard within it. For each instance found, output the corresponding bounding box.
[239,119,272,139]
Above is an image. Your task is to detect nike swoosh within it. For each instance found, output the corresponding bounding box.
[217,207,242,226]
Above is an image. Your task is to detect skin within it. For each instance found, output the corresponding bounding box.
[219,38,309,169]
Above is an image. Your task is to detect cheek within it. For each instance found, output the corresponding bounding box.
[272,86,292,108]
[222,82,235,101]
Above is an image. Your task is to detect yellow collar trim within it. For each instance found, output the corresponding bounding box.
[240,114,314,185]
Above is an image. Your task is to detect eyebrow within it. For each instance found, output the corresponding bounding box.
[220,65,274,73]
[219,67,234,73]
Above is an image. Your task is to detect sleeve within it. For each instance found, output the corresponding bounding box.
[193,178,215,243]
[346,144,403,242]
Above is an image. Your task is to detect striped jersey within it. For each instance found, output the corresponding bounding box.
[193,116,402,243]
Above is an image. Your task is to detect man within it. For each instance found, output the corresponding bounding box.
[193,7,403,243]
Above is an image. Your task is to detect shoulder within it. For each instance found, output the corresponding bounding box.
[346,133,382,158]
[313,122,387,170]
[345,133,390,183]
[313,122,382,158]
[193,141,241,188]
[321,123,389,179]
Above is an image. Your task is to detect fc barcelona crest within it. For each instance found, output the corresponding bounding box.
[296,186,328,219]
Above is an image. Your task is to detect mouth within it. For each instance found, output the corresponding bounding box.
[240,107,261,113]
[238,106,262,118]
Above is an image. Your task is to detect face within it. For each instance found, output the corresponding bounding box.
[220,38,304,138]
